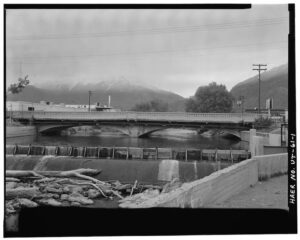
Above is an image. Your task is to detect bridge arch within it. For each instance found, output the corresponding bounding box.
[37,124,170,138]
[218,129,242,140]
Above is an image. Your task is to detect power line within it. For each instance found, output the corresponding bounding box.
[7,17,288,41]
[6,40,287,62]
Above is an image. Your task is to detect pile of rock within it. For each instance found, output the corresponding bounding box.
[5,169,171,215]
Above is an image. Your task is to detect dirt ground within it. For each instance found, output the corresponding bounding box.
[205,174,288,209]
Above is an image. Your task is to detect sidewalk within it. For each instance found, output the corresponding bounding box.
[205,174,288,209]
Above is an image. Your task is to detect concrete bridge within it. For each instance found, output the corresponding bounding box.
[9,111,261,137]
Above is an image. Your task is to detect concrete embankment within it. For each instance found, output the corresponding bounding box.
[6,126,36,138]
[119,153,287,208]
[5,155,231,184]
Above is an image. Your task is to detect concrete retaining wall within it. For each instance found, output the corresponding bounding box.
[264,146,288,155]
[255,153,288,180]
[6,126,36,138]
[120,153,288,208]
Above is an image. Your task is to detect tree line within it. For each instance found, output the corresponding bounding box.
[132,82,234,113]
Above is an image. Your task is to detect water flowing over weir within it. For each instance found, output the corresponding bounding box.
[6,144,250,184]
[6,155,232,184]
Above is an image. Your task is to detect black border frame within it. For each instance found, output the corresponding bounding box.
[3,3,297,237]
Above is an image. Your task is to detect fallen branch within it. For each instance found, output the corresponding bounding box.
[54,178,108,198]
[6,170,44,179]
[6,169,102,183]
[6,177,20,182]
[130,180,138,197]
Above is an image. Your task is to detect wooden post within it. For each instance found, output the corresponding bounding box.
[112,147,115,159]
[155,147,158,160]
[83,147,87,157]
[126,147,129,160]
[97,147,101,158]
[230,148,233,164]
[42,146,46,155]
[215,149,218,162]
[13,144,18,155]
[185,149,188,162]
[55,146,59,156]
[69,146,73,156]
[27,145,31,155]
[200,149,202,161]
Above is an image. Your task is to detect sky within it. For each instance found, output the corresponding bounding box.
[6,5,289,98]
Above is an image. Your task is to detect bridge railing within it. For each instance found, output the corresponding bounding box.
[8,110,263,123]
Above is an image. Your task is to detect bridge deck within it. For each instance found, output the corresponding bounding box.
[9,111,260,124]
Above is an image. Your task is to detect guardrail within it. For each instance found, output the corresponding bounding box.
[8,111,261,123]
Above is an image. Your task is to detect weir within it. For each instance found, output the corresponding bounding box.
[6,144,251,162]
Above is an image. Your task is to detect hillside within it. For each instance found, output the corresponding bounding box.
[7,80,186,111]
[230,64,288,110]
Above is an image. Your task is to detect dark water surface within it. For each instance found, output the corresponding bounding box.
[7,131,243,150]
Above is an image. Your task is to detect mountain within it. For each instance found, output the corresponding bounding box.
[7,80,186,111]
[230,64,288,110]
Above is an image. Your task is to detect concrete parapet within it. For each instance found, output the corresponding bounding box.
[119,152,288,208]
[255,153,288,180]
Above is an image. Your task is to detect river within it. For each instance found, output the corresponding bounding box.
[6,128,246,150]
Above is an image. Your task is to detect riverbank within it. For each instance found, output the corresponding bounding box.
[204,174,288,209]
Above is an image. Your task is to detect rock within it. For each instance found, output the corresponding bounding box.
[6,182,18,189]
[6,201,17,214]
[87,189,100,199]
[44,186,63,194]
[68,185,83,194]
[61,194,69,201]
[68,192,94,205]
[70,202,81,207]
[38,198,62,207]
[37,193,60,199]
[18,198,38,208]
[62,186,71,194]
[6,187,41,200]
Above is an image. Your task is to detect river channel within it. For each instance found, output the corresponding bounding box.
[6,128,245,150]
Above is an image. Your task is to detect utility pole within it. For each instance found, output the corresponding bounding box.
[252,64,267,114]
[88,90,92,112]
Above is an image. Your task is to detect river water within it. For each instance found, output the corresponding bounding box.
[6,129,245,150]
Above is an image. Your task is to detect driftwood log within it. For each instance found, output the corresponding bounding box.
[6,169,105,185]
[6,187,41,200]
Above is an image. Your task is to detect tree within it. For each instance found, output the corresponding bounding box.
[131,100,168,112]
[185,82,234,113]
[8,75,30,94]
